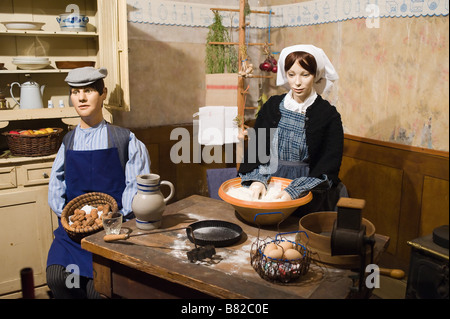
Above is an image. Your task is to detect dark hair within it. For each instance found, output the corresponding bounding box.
[70,79,105,95]
[284,51,317,76]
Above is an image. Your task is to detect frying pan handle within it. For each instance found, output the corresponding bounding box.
[253,211,284,222]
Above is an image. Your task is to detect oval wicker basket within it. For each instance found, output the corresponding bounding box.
[61,192,118,243]
[2,128,64,157]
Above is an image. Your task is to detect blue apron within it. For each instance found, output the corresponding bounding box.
[272,159,309,180]
[47,126,126,279]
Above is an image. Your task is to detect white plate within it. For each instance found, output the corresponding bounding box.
[13,56,49,60]
[13,62,51,70]
[13,57,49,63]
[1,21,45,31]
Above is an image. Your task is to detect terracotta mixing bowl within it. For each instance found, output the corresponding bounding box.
[297,211,376,268]
[218,177,312,225]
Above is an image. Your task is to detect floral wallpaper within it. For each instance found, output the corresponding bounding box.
[276,15,449,152]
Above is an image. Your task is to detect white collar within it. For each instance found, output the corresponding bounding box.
[78,120,106,132]
[284,90,317,114]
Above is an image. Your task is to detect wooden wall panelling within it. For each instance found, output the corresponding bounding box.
[147,144,160,175]
[420,176,449,236]
[339,156,403,256]
[397,169,424,268]
[341,134,449,270]
[133,125,180,203]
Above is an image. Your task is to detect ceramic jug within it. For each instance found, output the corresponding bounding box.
[10,79,45,109]
[132,174,175,230]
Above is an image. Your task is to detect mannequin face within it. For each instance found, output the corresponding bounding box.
[286,61,315,103]
[70,87,107,128]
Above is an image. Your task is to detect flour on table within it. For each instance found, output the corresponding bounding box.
[216,242,253,276]
[167,231,257,278]
[169,233,192,260]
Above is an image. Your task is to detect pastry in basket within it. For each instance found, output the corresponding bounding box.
[46,66,151,299]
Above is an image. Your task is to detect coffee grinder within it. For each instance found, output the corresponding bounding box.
[331,197,375,294]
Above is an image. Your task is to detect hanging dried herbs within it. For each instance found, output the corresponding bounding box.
[205,11,238,74]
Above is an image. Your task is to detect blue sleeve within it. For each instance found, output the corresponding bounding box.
[48,144,67,217]
[283,174,332,199]
[239,164,272,189]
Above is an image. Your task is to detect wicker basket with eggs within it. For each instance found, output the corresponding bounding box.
[250,230,311,283]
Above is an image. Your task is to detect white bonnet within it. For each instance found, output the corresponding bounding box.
[276,44,338,95]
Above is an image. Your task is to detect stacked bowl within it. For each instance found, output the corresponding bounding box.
[12,57,50,70]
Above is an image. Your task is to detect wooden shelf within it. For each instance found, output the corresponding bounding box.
[0,107,112,129]
[0,69,75,74]
[0,30,98,37]
[0,107,79,128]
[0,107,79,121]
[240,74,273,79]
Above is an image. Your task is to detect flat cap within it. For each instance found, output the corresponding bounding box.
[65,67,108,87]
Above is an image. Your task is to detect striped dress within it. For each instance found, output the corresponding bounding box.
[240,98,330,199]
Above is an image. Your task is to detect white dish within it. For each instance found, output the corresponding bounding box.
[13,62,51,70]
[13,56,49,60]
[13,57,49,63]
[1,21,45,31]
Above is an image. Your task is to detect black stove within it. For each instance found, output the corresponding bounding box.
[406,225,449,299]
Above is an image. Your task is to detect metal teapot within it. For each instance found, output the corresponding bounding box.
[10,77,45,109]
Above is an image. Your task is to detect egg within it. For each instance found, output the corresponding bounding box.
[283,248,302,260]
[263,242,278,256]
[266,248,283,260]
[278,241,293,252]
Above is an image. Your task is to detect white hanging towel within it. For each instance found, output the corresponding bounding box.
[195,106,239,145]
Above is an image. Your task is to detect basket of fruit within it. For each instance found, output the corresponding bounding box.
[2,127,64,157]
[61,192,119,243]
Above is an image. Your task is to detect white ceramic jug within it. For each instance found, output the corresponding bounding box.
[132,174,175,230]
[10,80,45,109]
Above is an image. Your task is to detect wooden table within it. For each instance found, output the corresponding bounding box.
[81,195,389,299]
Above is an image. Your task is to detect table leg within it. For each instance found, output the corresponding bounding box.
[92,254,112,298]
